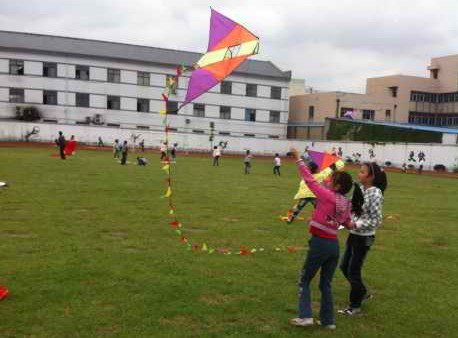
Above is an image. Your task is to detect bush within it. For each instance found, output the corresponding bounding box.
[433,164,446,172]
[15,106,41,121]
[345,157,353,164]
[385,161,392,167]
[408,164,415,169]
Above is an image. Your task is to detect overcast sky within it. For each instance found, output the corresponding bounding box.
[1,0,457,92]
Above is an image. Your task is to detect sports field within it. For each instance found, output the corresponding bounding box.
[1,146,457,337]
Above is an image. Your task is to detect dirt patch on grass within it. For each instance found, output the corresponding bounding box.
[110,232,128,239]
[159,315,201,331]
[199,293,234,306]
[222,217,240,223]
[2,230,36,238]
[185,227,208,233]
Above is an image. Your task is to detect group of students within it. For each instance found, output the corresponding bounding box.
[287,148,387,330]
[243,151,282,175]
[212,146,282,176]
[113,139,129,165]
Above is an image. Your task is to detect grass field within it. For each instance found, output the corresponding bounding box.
[1,146,457,338]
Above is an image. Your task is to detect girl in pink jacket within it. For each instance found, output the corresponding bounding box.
[289,148,353,330]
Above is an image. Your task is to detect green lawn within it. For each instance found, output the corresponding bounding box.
[0,146,457,337]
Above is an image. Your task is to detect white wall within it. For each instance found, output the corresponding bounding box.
[25,89,42,103]
[24,61,42,76]
[1,120,457,170]
[90,67,107,81]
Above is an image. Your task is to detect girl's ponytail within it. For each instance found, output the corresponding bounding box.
[351,183,364,217]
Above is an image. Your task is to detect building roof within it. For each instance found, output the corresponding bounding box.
[0,30,291,80]
[329,118,458,135]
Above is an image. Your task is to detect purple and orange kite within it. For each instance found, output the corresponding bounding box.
[181,8,260,108]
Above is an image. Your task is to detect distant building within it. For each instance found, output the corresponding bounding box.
[289,54,458,140]
[0,31,291,140]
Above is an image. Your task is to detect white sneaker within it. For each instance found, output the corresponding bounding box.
[289,317,314,327]
[316,320,336,330]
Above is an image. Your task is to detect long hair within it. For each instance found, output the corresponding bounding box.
[352,162,388,217]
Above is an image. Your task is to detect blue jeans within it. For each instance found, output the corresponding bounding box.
[298,235,339,325]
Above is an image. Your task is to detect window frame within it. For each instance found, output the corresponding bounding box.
[43,90,58,105]
[219,106,231,119]
[270,86,282,100]
[75,65,90,80]
[137,71,150,86]
[193,103,205,117]
[137,98,150,113]
[9,60,24,75]
[75,92,90,107]
[107,95,121,110]
[9,88,24,103]
[43,62,57,78]
[245,83,257,97]
[269,110,280,123]
[107,68,121,83]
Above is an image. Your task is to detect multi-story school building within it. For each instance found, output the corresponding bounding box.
[289,54,458,139]
[0,30,291,140]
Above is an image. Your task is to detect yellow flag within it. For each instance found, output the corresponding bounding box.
[165,187,172,198]
[202,243,208,251]
[160,109,166,116]
[162,164,170,171]
[169,209,174,215]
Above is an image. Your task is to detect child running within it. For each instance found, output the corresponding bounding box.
[338,162,387,316]
[289,148,353,330]
[212,146,221,166]
[273,153,281,176]
[243,150,253,174]
[287,160,344,223]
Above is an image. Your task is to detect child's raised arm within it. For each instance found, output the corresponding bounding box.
[290,148,335,202]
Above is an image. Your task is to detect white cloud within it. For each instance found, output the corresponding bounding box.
[1,0,457,92]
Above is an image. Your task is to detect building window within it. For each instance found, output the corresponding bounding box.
[388,86,398,98]
[308,106,315,121]
[385,109,391,119]
[75,65,90,80]
[362,109,375,120]
[246,83,257,97]
[76,93,89,107]
[137,72,150,86]
[192,129,205,134]
[269,111,280,123]
[166,101,178,114]
[43,62,57,78]
[340,107,353,117]
[9,60,24,75]
[244,133,255,137]
[219,131,230,136]
[220,106,231,119]
[107,69,120,83]
[165,75,178,94]
[137,98,149,112]
[271,86,282,100]
[431,69,439,79]
[9,88,24,103]
[193,103,205,117]
[220,81,232,94]
[269,135,280,139]
[43,90,57,105]
[107,96,120,110]
[245,108,256,122]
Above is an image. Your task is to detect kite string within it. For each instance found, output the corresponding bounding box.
[159,66,304,255]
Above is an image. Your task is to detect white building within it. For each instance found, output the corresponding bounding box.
[0,31,291,141]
